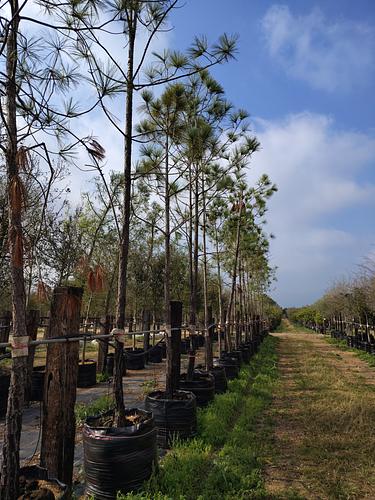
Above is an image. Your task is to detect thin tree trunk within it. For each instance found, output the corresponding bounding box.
[164,136,174,397]
[114,11,137,422]
[1,3,28,497]
[188,163,195,337]
[201,171,212,370]
[225,199,243,351]
[214,225,224,355]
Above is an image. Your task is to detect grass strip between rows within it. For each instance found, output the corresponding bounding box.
[120,335,279,500]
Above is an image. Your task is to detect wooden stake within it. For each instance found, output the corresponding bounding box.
[40,286,83,488]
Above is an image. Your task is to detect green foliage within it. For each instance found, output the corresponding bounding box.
[75,395,114,425]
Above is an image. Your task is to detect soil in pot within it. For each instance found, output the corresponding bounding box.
[18,465,67,500]
[78,360,97,388]
[145,390,197,448]
[124,348,146,370]
[179,370,215,407]
[83,408,157,499]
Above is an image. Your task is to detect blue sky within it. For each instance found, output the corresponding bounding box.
[164,0,375,307]
[23,1,375,308]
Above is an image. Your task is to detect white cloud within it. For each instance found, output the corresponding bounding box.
[261,4,375,91]
[252,112,375,306]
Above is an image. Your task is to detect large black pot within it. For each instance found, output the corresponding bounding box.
[78,360,97,388]
[83,408,157,499]
[229,350,243,365]
[159,341,167,359]
[0,373,10,417]
[180,339,190,355]
[239,345,251,364]
[188,335,200,351]
[145,390,197,448]
[147,344,163,364]
[179,371,215,407]
[209,366,227,394]
[19,465,68,499]
[31,366,45,402]
[124,348,146,370]
[214,357,239,380]
[105,353,126,377]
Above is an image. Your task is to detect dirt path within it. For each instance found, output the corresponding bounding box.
[265,321,375,499]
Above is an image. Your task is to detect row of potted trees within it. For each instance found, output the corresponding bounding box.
[82,325,268,499]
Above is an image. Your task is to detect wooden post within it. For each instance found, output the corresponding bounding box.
[97,315,110,374]
[0,311,11,355]
[142,310,151,361]
[25,310,40,404]
[40,286,83,488]
[166,301,182,397]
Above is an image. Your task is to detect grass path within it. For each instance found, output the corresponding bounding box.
[266,320,375,499]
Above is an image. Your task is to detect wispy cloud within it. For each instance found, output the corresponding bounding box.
[261,4,375,92]
[252,112,375,306]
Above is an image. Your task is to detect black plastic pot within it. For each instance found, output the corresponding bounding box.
[223,350,243,365]
[19,465,68,499]
[105,353,126,377]
[148,344,163,363]
[179,371,215,407]
[209,366,228,394]
[31,366,45,402]
[360,341,368,351]
[0,373,10,417]
[83,408,157,499]
[78,360,97,388]
[188,335,200,351]
[214,356,240,380]
[239,345,251,364]
[180,339,190,355]
[159,341,167,359]
[145,390,197,448]
[124,348,146,370]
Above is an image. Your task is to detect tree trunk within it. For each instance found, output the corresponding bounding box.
[201,172,212,370]
[166,301,182,396]
[40,286,83,489]
[225,199,243,351]
[1,3,28,497]
[114,12,137,421]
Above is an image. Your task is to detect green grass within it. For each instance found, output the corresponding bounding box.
[326,337,375,367]
[119,336,279,500]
